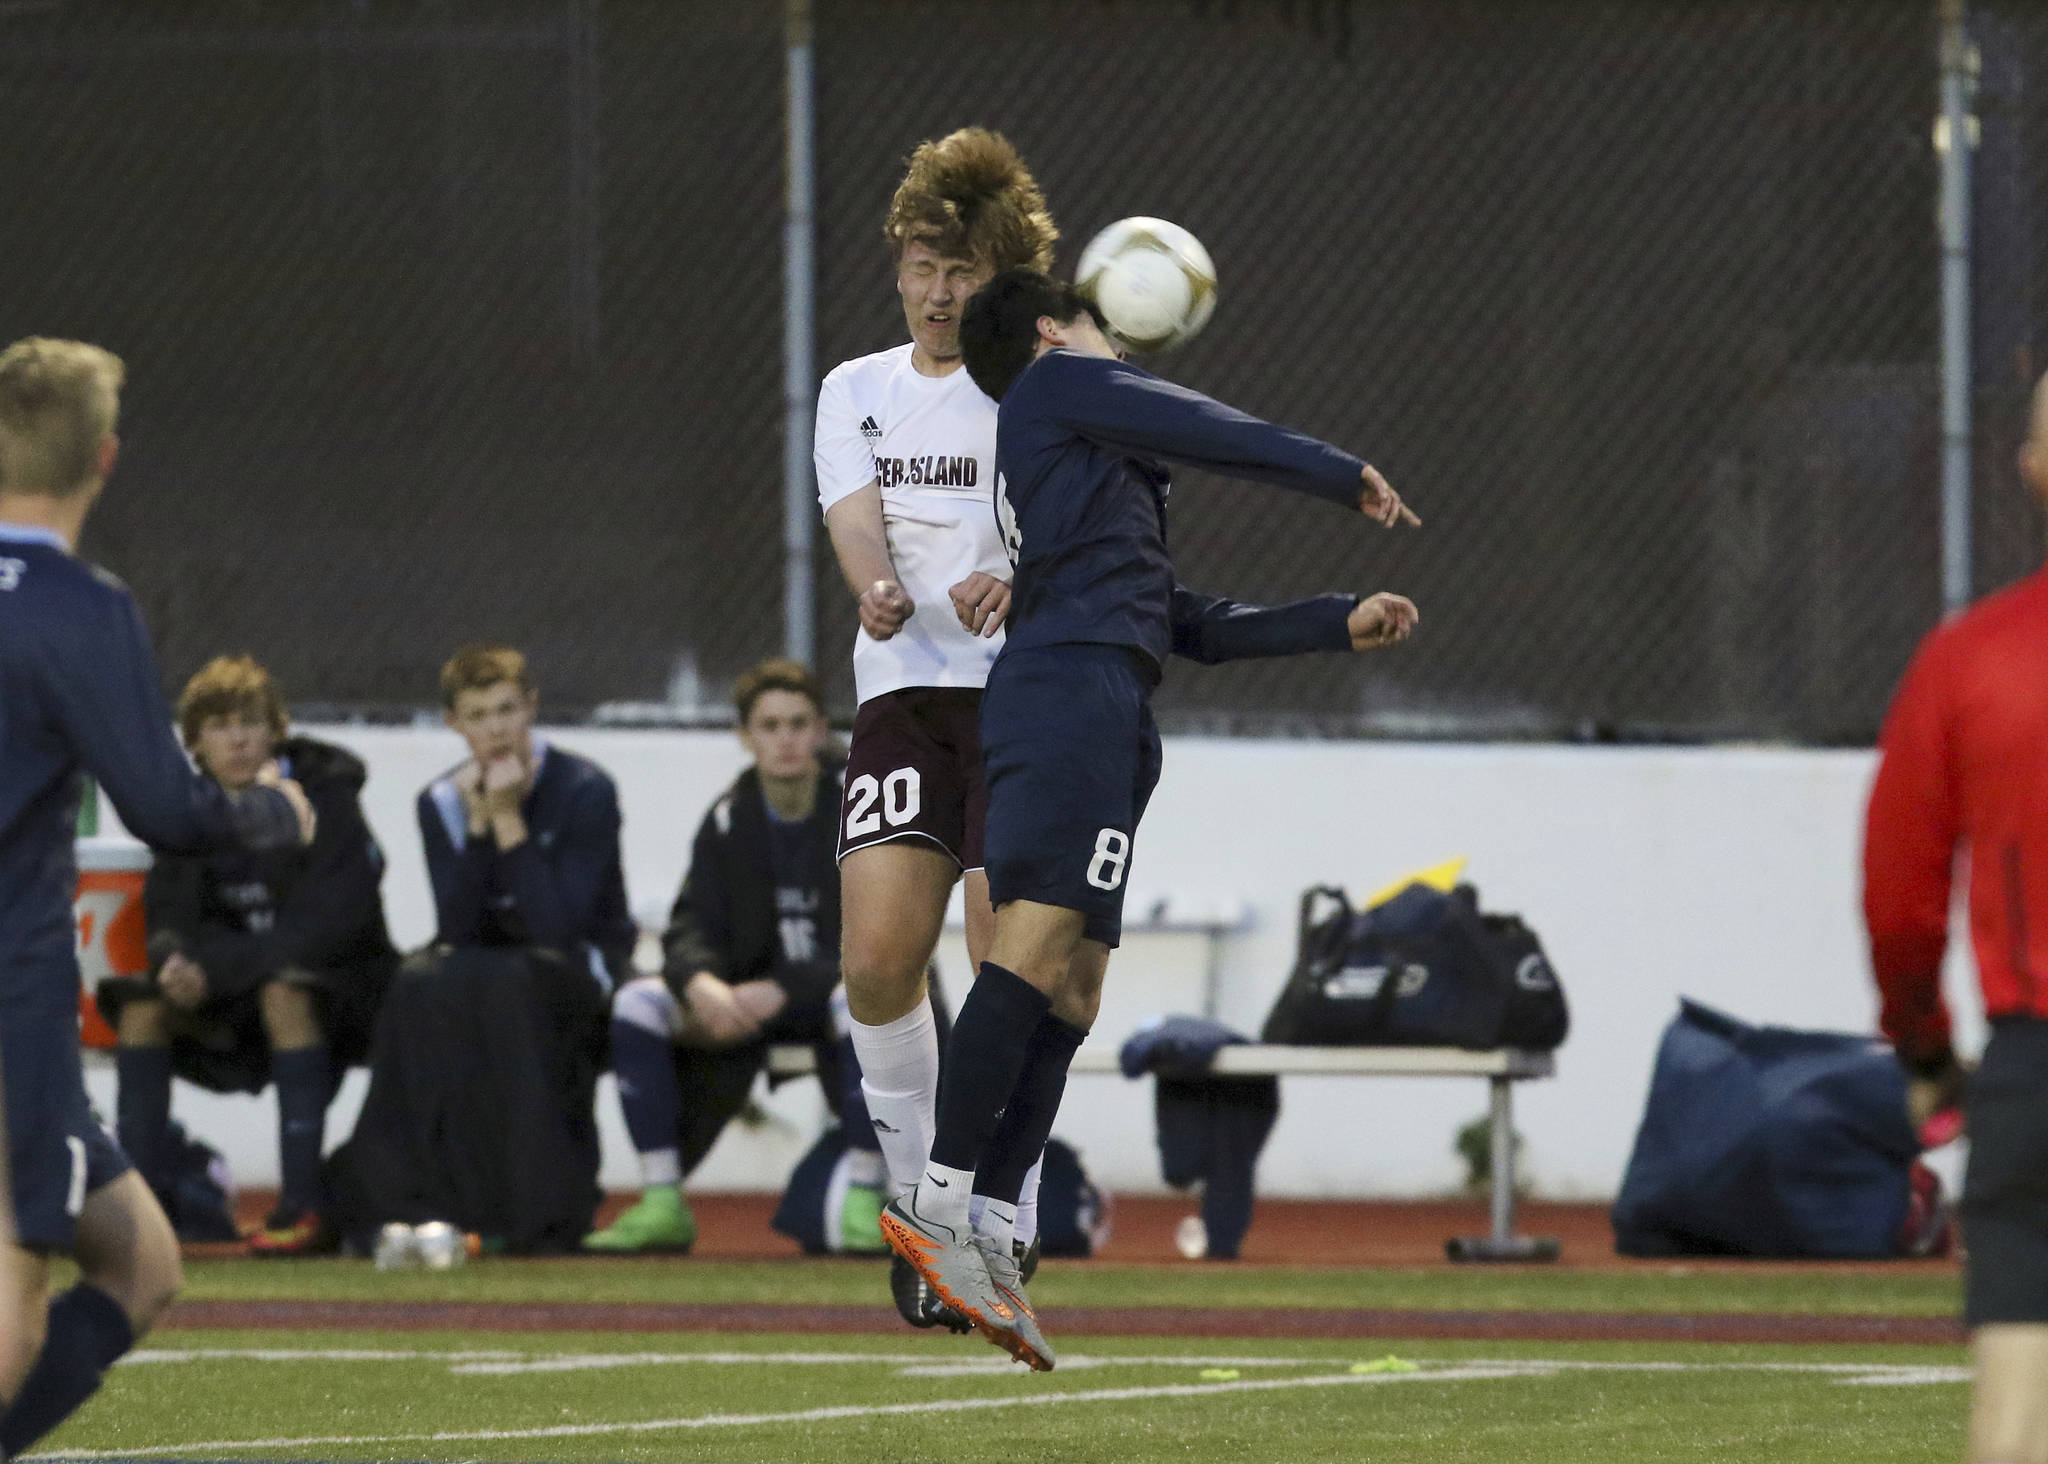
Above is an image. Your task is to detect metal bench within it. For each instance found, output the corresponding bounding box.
[765,1041,1559,1262]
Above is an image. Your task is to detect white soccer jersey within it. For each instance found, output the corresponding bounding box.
[815,343,1008,704]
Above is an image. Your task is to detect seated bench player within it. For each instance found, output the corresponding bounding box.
[326,645,630,1253]
[98,655,397,1254]
[586,660,884,1252]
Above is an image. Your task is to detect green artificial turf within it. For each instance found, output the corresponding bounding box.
[24,1258,1965,1461]
[164,1253,1961,1318]
[39,1328,1969,1464]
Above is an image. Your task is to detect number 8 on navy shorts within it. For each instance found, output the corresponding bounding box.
[980,644,1162,948]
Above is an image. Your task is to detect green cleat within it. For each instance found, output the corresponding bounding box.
[838,1182,888,1253]
[582,1184,697,1253]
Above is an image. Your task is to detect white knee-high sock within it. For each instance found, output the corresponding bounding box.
[1016,1155,1044,1248]
[850,995,941,1198]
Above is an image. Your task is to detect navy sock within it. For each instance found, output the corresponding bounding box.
[611,1019,681,1156]
[927,963,1051,1175]
[271,1045,331,1216]
[837,1035,882,1152]
[0,1284,134,1454]
[974,1013,1088,1208]
[113,1045,173,1194]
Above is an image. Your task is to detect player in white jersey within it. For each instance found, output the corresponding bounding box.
[816,129,1057,1329]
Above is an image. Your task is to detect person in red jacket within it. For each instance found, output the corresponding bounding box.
[1864,375,2048,1464]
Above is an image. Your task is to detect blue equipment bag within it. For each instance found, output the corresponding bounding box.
[1611,1000,1919,1258]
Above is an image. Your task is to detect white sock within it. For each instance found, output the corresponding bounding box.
[1016,1155,1043,1247]
[639,1148,681,1188]
[850,997,940,1198]
[846,1147,885,1188]
[974,1197,1018,1255]
[915,1163,974,1232]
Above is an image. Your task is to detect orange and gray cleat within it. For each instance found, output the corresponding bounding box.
[977,1233,1056,1371]
[879,1191,1053,1372]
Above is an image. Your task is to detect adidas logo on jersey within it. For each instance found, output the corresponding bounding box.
[858,415,881,441]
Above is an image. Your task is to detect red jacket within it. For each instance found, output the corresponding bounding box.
[1864,568,2048,1063]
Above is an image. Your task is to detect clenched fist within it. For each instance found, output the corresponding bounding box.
[859,580,915,641]
[1348,593,1419,650]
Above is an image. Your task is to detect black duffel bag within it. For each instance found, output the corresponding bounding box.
[1259,882,1567,1051]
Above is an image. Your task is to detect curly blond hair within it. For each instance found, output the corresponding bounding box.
[884,127,1056,273]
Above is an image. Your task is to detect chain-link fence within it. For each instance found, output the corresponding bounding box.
[1,0,2035,740]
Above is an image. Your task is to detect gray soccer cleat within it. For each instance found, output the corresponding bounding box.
[880,1191,1049,1368]
[978,1234,1057,1372]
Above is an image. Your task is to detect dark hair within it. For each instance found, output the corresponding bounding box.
[733,658,824,724]
[959,268,1101,402]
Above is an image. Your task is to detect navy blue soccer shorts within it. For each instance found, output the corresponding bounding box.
[980,643,1162,948]
[4,992,132,1252]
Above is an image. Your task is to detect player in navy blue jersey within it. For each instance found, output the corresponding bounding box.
[879,272,1417,1368]
[0,338,314,1450]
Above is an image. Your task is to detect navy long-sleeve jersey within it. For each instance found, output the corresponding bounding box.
[418,743,636,989]
[994,350,1367,670]
[0,529,301,1008]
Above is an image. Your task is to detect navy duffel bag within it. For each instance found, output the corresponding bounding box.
[1611,999,1920,1258]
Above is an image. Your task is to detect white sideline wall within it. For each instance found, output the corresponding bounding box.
[87,728,1987,1202]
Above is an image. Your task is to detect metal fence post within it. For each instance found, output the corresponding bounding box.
[1939,0,1979,616]
[783,0,818,668]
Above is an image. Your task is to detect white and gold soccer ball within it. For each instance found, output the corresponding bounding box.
[1075,216,1218,354]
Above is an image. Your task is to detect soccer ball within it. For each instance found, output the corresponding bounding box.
[1075,217,1218,354]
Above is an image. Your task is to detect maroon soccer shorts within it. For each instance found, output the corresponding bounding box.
[836,686,987,870]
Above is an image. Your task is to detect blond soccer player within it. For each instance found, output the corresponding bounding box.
[816,128,1059,1329]
[0,337,312,1450]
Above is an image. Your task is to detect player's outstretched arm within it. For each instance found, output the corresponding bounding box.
[1031,352,1419,525]
[823,485,913,641]
[1169,585,1418,664]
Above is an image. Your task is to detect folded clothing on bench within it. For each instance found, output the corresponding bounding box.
[1120,1017,1278,1260]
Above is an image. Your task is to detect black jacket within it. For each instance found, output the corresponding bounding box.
[661,763,842,1009]
[143,735,398,1000]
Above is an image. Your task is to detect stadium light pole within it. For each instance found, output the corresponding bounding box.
[783,0,818,667]
[1938,0,1978,616]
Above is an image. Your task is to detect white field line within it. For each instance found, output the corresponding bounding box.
[1836,1368,1975,1386]
[34,1364,1536,1458]
[120,1346,1975,1383]
[1454,1357,1973,1384]
[122,1346,1335,1376]
[455,1350,1378,1377]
